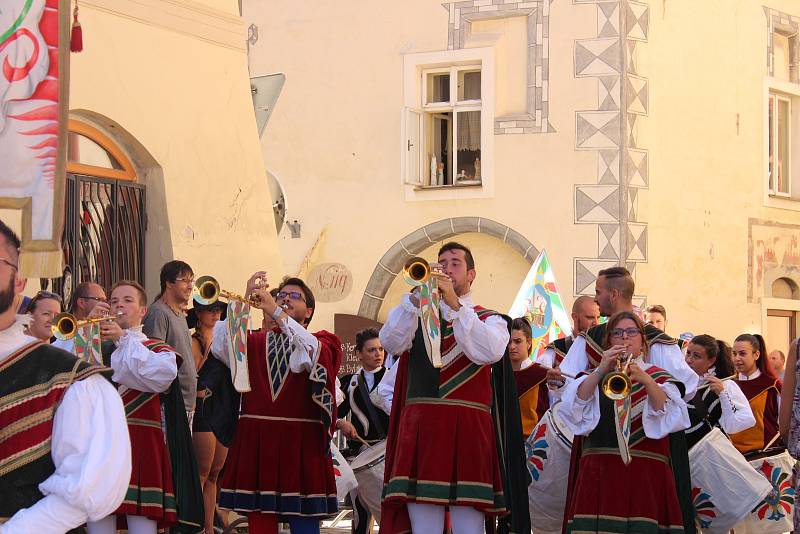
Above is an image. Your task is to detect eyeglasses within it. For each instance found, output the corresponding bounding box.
[79,295,106,302]
[610,327,641,339]
[174,277,195,285]
[277,290,306,303]
[0,258,18,271]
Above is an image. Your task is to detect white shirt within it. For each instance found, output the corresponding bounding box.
[362,366,382,391]
[212,314,320,373]
[376,292,510,415]
[559,359,691,439]
[109,327,178,393]
[560,335,699,400]
[694,376,756,435]
[0,317,131,533]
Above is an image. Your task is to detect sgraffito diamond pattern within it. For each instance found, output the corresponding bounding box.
[266,331,293,401]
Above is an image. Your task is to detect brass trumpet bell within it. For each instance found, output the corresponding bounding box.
[601,372,632,400]
[193,275,260,307]
[51,312,118,341]
[402,257,431,286]
[194,276,220,305]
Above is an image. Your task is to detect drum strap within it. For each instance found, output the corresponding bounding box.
[358,372,386,439]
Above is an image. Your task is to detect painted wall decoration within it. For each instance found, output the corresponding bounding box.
[748,219,800,302]
[308,262,353,303]
[0,0,70,277]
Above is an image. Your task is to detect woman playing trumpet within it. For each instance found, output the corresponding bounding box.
[560,311,692,533]
[683,335,755,449]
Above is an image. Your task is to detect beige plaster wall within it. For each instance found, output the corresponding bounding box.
[61,1,279,300]
[637,0,800,344]
[244,0,598,332]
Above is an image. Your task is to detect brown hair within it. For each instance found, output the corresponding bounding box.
[598,266,634,300]
[734,333,777,380]
[603,310,648,358]
[646,304,666,319]
[110,280,148,306]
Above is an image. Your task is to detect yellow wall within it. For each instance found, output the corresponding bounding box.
[65,1,280,300]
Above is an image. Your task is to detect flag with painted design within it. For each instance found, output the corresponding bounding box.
[508,249,572,360]
[226,300,252,392]
[0,0,70,277]
[73,322,101,365]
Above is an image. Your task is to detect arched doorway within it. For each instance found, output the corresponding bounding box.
[358,217,538,320]
[45,118,146,304]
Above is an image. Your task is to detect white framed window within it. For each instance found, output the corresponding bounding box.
[768,92,791,197]
[402,48,494,201]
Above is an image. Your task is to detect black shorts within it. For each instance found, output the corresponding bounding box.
[192,395,211,433]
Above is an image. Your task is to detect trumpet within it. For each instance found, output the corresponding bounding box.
[601,352,634,400]
[402,257,431,286]
[194,275,261,307]
[51,311,122,341]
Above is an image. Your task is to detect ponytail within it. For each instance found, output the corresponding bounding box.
[714,340,735,378]
[735,333,777,380]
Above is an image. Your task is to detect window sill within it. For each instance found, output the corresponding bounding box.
[413,181,483,191]
[764,193,800,211]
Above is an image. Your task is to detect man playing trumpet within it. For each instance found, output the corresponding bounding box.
[377,242,529,534]
[211,273,342,534]
[88,280,203,534]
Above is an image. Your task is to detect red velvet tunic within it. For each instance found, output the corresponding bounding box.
[219,330,342,518]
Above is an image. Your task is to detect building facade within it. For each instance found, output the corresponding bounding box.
[2,0,282,303]
[245,0,800,352]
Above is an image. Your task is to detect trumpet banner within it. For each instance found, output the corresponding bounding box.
[508,249,572,360]
[226,300,252,393]
[0,0,70,277]
[74,322,101,365]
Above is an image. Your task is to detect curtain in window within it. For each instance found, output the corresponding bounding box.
[457,111,481,151]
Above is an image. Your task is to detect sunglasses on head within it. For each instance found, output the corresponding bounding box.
[32,290,63,304]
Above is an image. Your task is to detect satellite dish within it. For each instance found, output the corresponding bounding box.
[267,170,286,232]
[251,73,286,137]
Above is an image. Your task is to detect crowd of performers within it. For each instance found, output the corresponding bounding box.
[1,213,799,534]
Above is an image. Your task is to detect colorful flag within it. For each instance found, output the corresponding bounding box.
[73,322,101,365]
[508,249,572,360]
[226,300,252,392]
[0,0,70,277]
[418,279,442,368]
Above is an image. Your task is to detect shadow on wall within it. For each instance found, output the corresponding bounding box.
[70,109,173,298]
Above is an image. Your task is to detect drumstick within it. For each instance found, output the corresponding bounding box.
[354,434,370,448]
[540,366,576,380]
[763,432,781,451]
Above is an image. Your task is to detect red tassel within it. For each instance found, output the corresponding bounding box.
[70,3,82,53]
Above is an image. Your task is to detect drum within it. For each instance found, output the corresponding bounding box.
[687,428,772,533]
[735,448,797,534]
[526,402,574,534]
[350,440,387,521]
[331,442,357,501]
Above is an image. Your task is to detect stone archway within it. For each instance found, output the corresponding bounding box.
[358,217,538,320]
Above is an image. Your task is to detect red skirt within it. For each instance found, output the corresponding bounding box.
[219,415,338,516]
[383,399,506,515]
[565,449,684,533]
[116,422,177,527]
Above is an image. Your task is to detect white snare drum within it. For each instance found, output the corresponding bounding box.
[331,442,357,501]
[349,440,387,521]
[735,449,797,534]
[688,428,772,534]
[526,402,574,534]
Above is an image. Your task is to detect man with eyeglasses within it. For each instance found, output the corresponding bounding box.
[559,266,698,401]
[0,219,131,533]
[210,274,342,534]
[52,282,109,352]
[143,260,197,414]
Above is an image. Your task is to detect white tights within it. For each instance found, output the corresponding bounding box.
[407,502,484,534]
[87,515,158,534]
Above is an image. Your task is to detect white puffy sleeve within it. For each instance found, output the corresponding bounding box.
[379,294,419,356]
[211,320,231,368]
[375,359,398,415]
[641,382,691,439]
[443,308,508,365]
[718,381,756,434]
[538,348,555,367]
[110,333,178,393]
[277,315,320,373]
[559,336,590,380]
[649,343,698,400]
[558,374,601,436]
[2,375,132,533]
